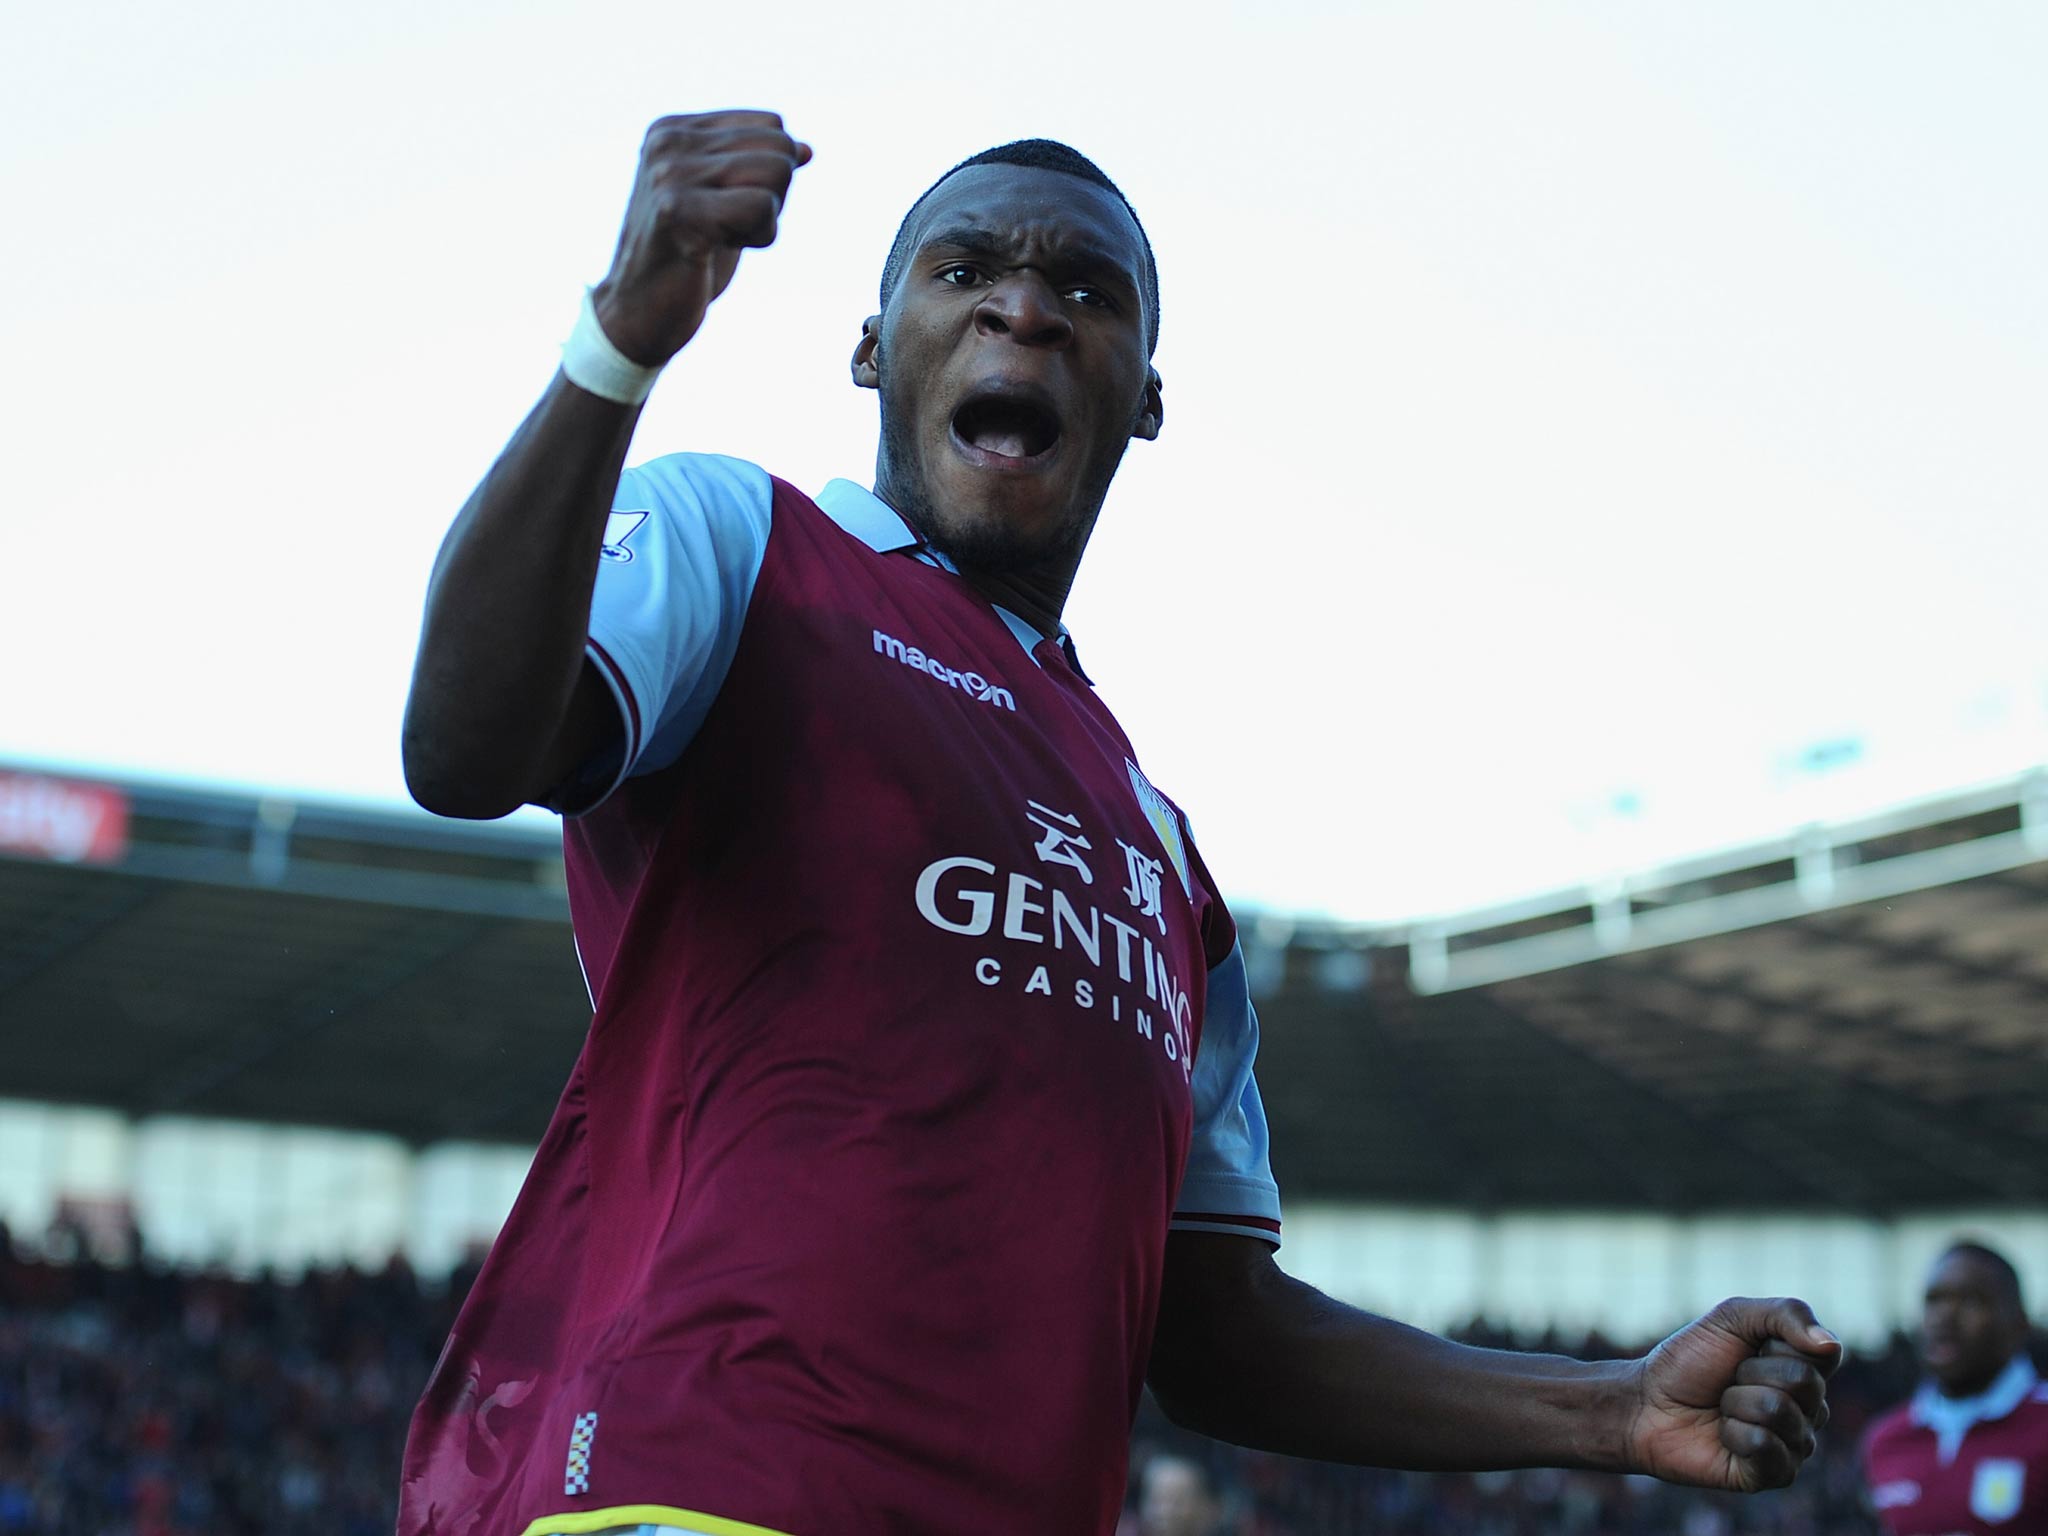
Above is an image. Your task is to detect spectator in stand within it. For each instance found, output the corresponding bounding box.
[1863,1242,2048,1534]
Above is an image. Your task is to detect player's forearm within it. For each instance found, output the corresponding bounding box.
[402,372,639,818]
[1150,1249,1639,1472]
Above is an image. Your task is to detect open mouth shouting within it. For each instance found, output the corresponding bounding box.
[949,383,1064,471]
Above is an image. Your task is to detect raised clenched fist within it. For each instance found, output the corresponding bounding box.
[589,111,811,367]
[1624,1298,1841,1493]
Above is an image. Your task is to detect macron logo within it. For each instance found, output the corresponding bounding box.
[873,630,1017,710]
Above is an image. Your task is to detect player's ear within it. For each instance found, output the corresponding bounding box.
[1132,367,1163,441]
[851,315,882,390]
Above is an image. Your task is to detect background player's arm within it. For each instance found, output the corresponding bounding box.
[1150,1231,1839,1492]
[401,112,809,819]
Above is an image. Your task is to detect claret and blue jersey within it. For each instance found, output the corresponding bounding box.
[1863,1357,2048,1535]
[398,455,1281,1536]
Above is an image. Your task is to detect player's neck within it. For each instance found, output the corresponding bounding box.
[868,466,1087,639]
[954,564,1072,643]
[1934,1354,2029,1402]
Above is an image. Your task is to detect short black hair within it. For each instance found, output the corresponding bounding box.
[878,139,1160,354]
[1941,1240,2026,1313]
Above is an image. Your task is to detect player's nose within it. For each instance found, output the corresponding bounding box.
[974,271,1073,349]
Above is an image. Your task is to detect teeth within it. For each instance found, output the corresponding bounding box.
[974,429,1035,458]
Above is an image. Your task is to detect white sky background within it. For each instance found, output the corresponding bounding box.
[1,1,2043,922]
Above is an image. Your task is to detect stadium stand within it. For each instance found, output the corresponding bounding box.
[4,763,2046,1205]
[5,761,2047,1529]
[0,1225,458,1536]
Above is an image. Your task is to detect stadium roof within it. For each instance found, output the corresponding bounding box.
[4,762,2045,1212]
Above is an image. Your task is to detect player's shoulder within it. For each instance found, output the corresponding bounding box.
[606,454,782,570]
[2003,1385,2048,1463]
[621,451,776,511]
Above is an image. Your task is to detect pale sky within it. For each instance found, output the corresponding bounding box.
[2,0,2043,922]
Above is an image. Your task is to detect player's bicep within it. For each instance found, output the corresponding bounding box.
[1150,1229,1285,1413]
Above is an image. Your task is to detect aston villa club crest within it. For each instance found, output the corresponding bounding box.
[1971,1458,2026,1523]
[1124,759,1192,897]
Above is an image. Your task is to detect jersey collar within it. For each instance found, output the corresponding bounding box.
[816,478,923,556]
[813,479,1091,682]
[1910,1355,2039,1464]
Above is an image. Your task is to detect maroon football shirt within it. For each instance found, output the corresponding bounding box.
[398,463,1281,1535]
[1863,1359,2048,1534]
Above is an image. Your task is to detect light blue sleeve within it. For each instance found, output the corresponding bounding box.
[546,452,773,815]
[1172,941,1283,1246]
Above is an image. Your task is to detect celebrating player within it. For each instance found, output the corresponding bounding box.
[1864,1242,2046,1533]
[398,112,1839,1536]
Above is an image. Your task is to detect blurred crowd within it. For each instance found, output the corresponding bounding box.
[0,1221,1929,1535]
[0,1223,462,1536]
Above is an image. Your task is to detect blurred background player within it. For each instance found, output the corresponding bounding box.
[1863,1242,2048,1533]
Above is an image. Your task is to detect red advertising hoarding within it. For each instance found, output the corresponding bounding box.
[0,770,131,865]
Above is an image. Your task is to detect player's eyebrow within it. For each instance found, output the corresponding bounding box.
[921,225,1009,259]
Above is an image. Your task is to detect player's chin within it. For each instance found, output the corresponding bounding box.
[934,440,1073,521]
[930,459,1077,540]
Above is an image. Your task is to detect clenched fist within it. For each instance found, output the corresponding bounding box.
[590,111,811,367]
[1624,1298,1841,1493]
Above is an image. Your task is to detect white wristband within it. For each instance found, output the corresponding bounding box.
[560,289,662,405]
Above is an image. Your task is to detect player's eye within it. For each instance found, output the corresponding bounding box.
[1066,285,1112,309]
[937,264,981,287]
